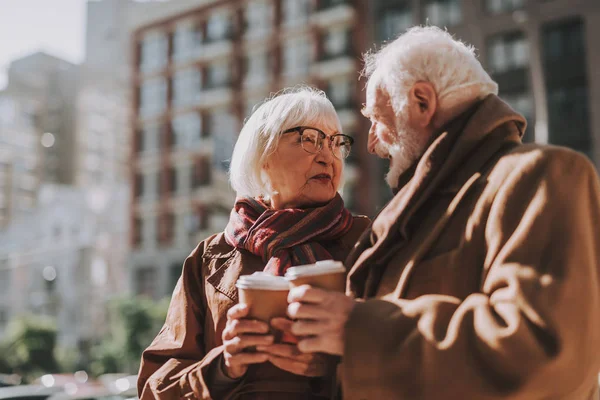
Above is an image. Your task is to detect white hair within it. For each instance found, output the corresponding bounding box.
[363,26,498,119]
[229,86,343,198]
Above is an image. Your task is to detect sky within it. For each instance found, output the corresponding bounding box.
[0,0,86,89]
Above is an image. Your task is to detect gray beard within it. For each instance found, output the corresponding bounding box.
[384,131,430,189]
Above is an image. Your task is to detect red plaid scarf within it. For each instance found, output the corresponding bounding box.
[224,193,354,276]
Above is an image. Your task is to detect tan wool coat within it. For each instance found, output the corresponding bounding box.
[137,216,370,400]
[341,95,600,400]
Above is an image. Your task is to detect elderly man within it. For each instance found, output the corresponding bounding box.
[281,27,600,399]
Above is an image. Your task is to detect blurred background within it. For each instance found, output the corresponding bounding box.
[0,0,598,393]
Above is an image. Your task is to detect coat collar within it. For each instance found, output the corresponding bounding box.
[346,95,526,297]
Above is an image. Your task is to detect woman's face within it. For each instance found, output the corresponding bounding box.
[263,124,344,209]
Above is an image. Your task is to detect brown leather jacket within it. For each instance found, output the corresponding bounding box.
[138,215,370,400]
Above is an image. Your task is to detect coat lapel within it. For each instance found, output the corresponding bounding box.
[346,95,526,299]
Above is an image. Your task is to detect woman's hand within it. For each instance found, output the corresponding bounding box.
[222,304,274,379]
[256,317,332,377]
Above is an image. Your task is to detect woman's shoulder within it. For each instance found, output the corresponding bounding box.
[194,231,235,260]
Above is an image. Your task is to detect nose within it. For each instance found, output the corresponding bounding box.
[368,125,379,154]
[315,139,335,165]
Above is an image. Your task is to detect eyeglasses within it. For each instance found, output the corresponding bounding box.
[282,126,354,160]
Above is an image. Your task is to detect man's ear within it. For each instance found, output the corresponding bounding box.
[408,81,437,128]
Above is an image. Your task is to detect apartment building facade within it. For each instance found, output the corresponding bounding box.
[128,0,600,300]
[0,53,79,228]
[372,0,600,160]
[127,0,375,299]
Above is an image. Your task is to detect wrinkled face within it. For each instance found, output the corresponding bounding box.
[263,124,343,209]
[363,78,430,187]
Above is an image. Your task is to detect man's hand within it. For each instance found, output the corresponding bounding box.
[286,285,356,356]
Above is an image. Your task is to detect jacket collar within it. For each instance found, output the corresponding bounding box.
[346,95,526,297]
[202,233,236,260]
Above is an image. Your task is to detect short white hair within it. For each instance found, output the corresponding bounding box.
[229,86,343,198]
[363,26,498,117]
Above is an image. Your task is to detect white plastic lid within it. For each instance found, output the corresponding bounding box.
[236,272,291,291]
[284,260,346,280]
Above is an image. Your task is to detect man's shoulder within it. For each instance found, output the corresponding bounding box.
[490,143,597,182]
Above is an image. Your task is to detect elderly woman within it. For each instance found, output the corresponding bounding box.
[137,87,369,399]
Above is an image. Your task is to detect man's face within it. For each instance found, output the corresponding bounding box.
[362,82,398,159]
[362,78,430,187]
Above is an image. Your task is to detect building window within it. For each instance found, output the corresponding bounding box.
[547,86,591,154]
[487,32,532,141]
[134,129,144,153]
[134,173,143,198]
[210,109,237,171]
[135,267,157,298]
[322,26,351,60]
[283,0,309,26]
[160,167,176,194]
[245,50,269,86]
[169,262,183,294]
[133,216,142,247]
[138,123,161,153]
[172,68,202,107]
[139,32,168,73]
[140,171,157,200]
[173,22,203,60]
[172,113,203,149]
[192,157,211,188]
[206,9,231,42]
[483,0,524,14]
[283,36,311,77]
[327,78,354,109]
[245,0,273,38]
[542,18,591,157]
[138,78,167,117]
[158,212,175,245]
[487,32,529,74]
[376,0,413,43]
[423,0,462,27]
[318,0,349,10]
[206,61,230,89]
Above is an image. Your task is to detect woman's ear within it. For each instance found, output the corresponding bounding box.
[408,81,437,128]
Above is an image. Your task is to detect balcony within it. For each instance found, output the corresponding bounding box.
[195,40,234,63]
[311,2,355,28]
[311,57,356,80]
[196,86,234,109]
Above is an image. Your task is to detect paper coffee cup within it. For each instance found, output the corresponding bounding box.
[284,260,346,292]
[236,272,290,323]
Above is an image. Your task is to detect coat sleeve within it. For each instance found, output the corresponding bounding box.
[137,240,243,400]
[341,150,600,399]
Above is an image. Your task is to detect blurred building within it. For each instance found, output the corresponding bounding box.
[0,93,39,228]
[125,0,600,299]
[76,0,134,187]
[371,0,600,161]
[0,53,79,228]
[125,0,377,299]
[0,184,129,351]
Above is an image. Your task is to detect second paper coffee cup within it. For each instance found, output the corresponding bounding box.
[284,260,346,292]
[236,272,290,324]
